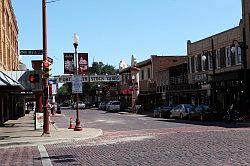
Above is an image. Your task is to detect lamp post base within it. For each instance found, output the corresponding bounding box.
[74,121,82,131]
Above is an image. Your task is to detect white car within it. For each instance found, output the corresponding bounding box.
[107,101,121,112]
[73,101,86,109]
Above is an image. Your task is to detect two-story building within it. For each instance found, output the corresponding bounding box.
[187,0,250,113]
[119,55,186,111]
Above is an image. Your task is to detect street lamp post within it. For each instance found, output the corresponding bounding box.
[73,33,82,131]
[97,84,101,107]
[202,39,216,106]
[131,75,136,113]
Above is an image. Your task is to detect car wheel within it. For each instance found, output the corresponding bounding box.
[180,113,183,119]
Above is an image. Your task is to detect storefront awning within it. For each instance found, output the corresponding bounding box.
[0,71,24,91]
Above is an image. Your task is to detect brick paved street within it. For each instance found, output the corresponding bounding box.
[46,130,250,166]
[1,108,250,166]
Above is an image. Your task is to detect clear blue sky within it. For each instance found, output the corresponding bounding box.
[12,0,242,75]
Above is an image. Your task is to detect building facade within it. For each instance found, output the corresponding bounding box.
[187,0,250,113]
[119,55,186,111]
[0,0,19,71]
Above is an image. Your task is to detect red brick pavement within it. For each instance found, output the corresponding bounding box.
[0,146,42,166]
[103,126,250,138]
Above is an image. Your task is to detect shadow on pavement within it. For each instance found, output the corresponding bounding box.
[35,155,78,164]
[156,118,250,128]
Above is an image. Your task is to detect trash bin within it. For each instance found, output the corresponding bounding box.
[56,104,61,114]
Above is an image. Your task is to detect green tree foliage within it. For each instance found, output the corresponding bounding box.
[89,62,117,75]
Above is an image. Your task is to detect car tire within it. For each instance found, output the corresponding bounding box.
[180,113,183,119]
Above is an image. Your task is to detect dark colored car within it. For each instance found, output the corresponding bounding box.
[189,104,221,121]
[84,101,93,109]
[153,104,175,118]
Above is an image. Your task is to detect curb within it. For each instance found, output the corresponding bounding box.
[0,128,103,149]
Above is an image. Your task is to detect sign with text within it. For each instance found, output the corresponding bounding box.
[64,53,74,74]
[78,53,88,75]
[72,75,82,93]
[56,75,120,83]
[35,113,43,130]
[20,49,43,55]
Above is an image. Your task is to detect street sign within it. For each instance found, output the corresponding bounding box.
[48,57,53,64]
[20,49,43,55]
[72,75,82,94]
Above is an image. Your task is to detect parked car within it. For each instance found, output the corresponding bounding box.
[189,104,220,121]
[73,101,86,109]
[84,101,93,109]
[99,102,107,110]
[107,101,121,112]
[170,104,195,119]
[153,104,175,118]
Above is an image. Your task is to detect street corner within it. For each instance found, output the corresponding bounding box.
[48,127,104,143]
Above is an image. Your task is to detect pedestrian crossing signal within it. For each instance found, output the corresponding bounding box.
[28,74,40,83]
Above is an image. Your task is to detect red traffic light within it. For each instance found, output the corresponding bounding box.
[43,60,50,68]
[28,74,40,83]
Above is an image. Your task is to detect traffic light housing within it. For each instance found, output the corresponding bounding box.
[43,60,51,78]
[28,74,40,83]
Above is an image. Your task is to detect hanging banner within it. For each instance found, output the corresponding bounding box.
[64,53,74,74]
[78,53,88,75]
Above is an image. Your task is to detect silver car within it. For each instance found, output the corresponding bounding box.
[73,101,86,109]
[170,104,194,119]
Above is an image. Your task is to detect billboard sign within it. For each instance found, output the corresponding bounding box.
[78,53,88,75]
[64,53,74,74]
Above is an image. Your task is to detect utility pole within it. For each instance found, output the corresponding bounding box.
[42,0,50,135]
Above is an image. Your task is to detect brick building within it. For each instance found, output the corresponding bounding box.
[119,55,186,111]
[0,0,19,71]
[0,0,24,126]
[187,0,250,113]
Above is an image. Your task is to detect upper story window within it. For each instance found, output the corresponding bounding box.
[197,54,202,72]
[220,47,226,68]
[235,45,242,65]
[216,49,221,69]
[226,47,231,67]
[194,56,198,73]
[141,69,144,80]
[147,68,150,79]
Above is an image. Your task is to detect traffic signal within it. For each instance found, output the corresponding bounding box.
[28,74,40,83]
[43,60,51,78]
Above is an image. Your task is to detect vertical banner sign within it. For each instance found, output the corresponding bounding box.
[64,53,74,74]
[78,53,88,75]
[72,75,83,94]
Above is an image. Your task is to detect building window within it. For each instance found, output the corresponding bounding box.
[141,69,144,80]
[220,47,226,67]
[216,49,221,69]
[191,56,195,73]
[147,68,150,79]
[197,54,202,72]
[226,47,231,67]
[194,56,198,72]
[236,45,242,64]
[188,57,192,73]
[208,54,213,70]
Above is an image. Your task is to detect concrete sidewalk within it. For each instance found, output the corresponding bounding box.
[0,112,103,148]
